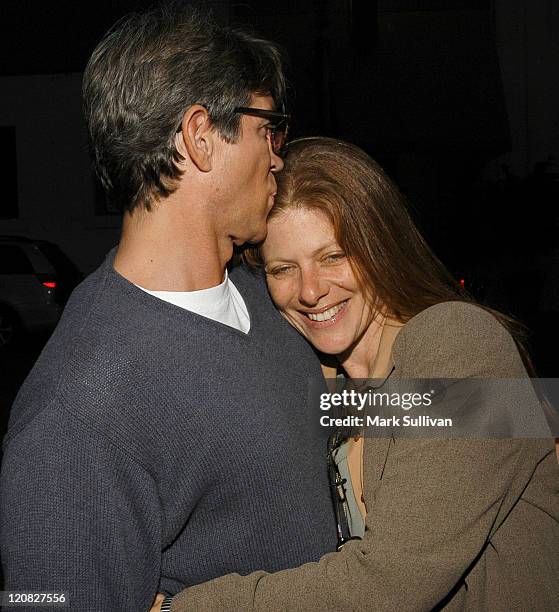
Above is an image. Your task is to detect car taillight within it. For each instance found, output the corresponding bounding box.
[459,278,465,288]
[36,273,57,290]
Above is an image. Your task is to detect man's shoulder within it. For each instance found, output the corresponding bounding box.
[229,262,277,317]
[59,251,124,330]
[229,262,266,292]
[4,255,164,442]
[61,251,172,344]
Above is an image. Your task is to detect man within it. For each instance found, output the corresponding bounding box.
[0,5,334,610]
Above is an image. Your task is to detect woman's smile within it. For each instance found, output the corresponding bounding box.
[300,299,349,326]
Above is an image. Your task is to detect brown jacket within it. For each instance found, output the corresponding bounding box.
[171,302,559,611]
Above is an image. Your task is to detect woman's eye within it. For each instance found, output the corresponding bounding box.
[323,252,346,264]
[267,265,294,278]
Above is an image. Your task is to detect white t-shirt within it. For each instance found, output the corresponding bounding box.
[136,269,250,334]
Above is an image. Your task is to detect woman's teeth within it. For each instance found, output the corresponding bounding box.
[306,301,347,322]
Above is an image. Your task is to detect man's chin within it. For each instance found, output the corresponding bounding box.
[245,227,268,245]
[231,233,266,249]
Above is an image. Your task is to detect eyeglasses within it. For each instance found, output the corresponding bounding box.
[327,429,362,551]
[325,369,395,551]
[233,106,290,156]
[176,107,290,156]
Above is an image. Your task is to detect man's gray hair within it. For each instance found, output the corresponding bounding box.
[83,2,286,213]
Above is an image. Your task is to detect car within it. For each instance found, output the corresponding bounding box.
[0,236,82,348]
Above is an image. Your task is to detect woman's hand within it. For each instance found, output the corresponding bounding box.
[149,593,165,612]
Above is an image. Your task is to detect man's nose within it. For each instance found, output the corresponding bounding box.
[270,143,284,173]
[298,268,329,307]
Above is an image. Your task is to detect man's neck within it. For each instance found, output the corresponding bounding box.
[113,199,232,292]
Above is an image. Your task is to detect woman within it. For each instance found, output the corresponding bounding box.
[153,138,559,611]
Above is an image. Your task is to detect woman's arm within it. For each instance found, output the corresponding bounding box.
[162,303,558,611]
[166,438,550,611]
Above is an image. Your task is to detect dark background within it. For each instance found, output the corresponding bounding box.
[1,0,558,464]
[0,0,558,594]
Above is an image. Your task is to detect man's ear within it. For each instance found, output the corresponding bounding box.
[174,105,214,172]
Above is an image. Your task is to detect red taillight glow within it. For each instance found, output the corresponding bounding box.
[42,281,57,289]
[459,278,465,288]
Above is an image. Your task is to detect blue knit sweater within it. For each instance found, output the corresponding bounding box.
[0,252,335,611]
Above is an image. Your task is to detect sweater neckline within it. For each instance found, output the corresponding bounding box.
[102,248,260,340]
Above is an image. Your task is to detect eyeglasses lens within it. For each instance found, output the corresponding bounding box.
[271,125,288,156]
